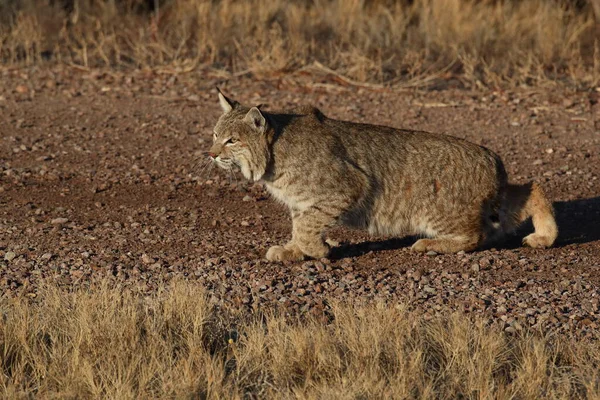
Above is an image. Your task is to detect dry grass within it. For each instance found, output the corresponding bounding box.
[0,0,598,87]
[1,281,599,399]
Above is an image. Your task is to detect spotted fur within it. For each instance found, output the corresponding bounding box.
[208,90,558,261]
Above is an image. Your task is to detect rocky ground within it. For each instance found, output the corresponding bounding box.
[1,66,599,337]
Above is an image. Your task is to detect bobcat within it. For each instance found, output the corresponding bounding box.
[208,90,558,261]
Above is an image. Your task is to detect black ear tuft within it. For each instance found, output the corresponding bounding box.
[216,88,239,113]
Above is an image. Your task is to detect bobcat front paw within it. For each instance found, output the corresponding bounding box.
[265,245,305,262]
[522,233,554,249]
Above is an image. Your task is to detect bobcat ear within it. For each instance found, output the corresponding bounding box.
[244,107,266,132]
[216,87,238,113]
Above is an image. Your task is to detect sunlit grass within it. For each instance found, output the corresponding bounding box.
[1,281,599,399]
[0,0,597,87]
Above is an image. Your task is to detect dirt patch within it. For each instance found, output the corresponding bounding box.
[1,66,599,337]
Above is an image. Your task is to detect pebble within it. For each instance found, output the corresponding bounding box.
[4,251,16,261]
[15,85,28,94]
[423,285,437,294]
[51,217,69,225]
[426,251,437,256]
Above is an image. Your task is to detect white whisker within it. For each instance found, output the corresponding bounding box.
[196,159,213,178]
[191,158,209,173]
[202,162,215,180]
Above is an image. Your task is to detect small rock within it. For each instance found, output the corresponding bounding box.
[533,159,543,166]
[15,85,29,94]
[411,270,422,281]
[562,98,575,108]
[423,285,437,294]
[471,263,480,272]
[478,257,491,270]
[4,251,16,261]
[141,254,153,264]
[51,217,69,225]
[187,94,200,102]
[242,195,253,202]
[426,251,438,256]
[41,253,53,260]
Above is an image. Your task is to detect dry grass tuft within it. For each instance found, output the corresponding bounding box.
[0,0,598,87]
[1,281,600,399]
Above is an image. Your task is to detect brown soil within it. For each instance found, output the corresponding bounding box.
[1,67,599,337]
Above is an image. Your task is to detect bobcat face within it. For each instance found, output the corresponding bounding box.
[208,90,270,181]
[209,119,244,173]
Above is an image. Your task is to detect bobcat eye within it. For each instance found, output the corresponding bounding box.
[225,138,238,146]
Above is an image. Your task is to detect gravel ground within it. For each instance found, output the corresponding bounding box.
[1,67,599,337]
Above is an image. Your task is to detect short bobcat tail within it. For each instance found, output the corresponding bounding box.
[502,182,558,248]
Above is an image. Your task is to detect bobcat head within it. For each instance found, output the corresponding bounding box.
[208,89,271,182]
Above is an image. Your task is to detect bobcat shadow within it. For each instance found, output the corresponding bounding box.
[329,196,600,259]
[329,236,416,260]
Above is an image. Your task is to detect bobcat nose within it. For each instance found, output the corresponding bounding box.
[208,152,216,158]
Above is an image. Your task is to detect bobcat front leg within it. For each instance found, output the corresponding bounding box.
[266,207,336,261]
